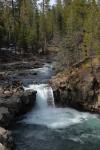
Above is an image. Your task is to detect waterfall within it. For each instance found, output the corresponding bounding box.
[24,84,55,109]
[22,63,92,129]
[23,83,92,129]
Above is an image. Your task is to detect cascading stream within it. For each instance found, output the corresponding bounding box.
[12,63,100,150]
[24,84,55,109]
[22,83,93,129]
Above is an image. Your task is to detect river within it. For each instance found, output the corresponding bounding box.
[12,63,100,150]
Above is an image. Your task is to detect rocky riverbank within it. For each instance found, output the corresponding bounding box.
[0,80,36,149]
[0,127,15,150]
[0,68,37,149]
[0,50,56,149]
[51,56,100,114]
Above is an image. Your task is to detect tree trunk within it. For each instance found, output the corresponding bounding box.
[12,0,16,53]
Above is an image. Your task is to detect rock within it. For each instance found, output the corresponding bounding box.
[0,89,36,150]
[52,76,100,113]
[19,90,37,114]
[0,74,7,81]
[0,143,6,150]
[53,89,61,105]
[12,80,22,89]
[33,72,37,75]
[2,80,23,93]
[0,90,36,127]
[0,107,11,127]
[0,127,15,150]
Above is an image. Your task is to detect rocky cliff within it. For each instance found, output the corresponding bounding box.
[0,80,36,149]
[51,57,100,113]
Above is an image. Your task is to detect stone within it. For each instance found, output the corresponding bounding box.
[0,89,36,149]
[52,75,100,113]
[53,89,61,105]
[0,143,6,150]
[33,72,37,75]
[0,127,15,150]
[0,90,36,127]
[0,107,11,127]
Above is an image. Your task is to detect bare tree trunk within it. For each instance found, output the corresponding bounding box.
[44,36,47,53]
[12,0,16,53]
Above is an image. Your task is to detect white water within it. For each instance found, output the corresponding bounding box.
[24,84,55,108]
[22,83,95,129]
[13,63,100,150]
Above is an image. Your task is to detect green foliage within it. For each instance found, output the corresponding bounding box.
[0,0,100,58]
[57,0,100,70]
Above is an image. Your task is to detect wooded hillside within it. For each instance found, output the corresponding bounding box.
[0,0,100,67]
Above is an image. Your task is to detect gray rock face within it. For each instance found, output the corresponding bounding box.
[53,78,100,112]
[0,90,36,128]
[0,107,11,128]
[0,88,37,150]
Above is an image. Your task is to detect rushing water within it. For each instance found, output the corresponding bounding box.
[12,63,100,150]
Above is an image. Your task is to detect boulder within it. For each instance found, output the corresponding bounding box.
[0,107,12,127]
[0,143,6,150]
[0,127,15,150]
[0,90,36,127]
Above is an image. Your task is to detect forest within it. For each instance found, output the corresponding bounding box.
[0,0,100,67]
[0,1,100,150]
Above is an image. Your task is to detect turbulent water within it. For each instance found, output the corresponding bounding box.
[12,63,100,150]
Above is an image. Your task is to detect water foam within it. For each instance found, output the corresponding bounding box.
[24,84,55,108]
[23,83,92,129]
[22,107,91,129]
[22,60,94,129]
